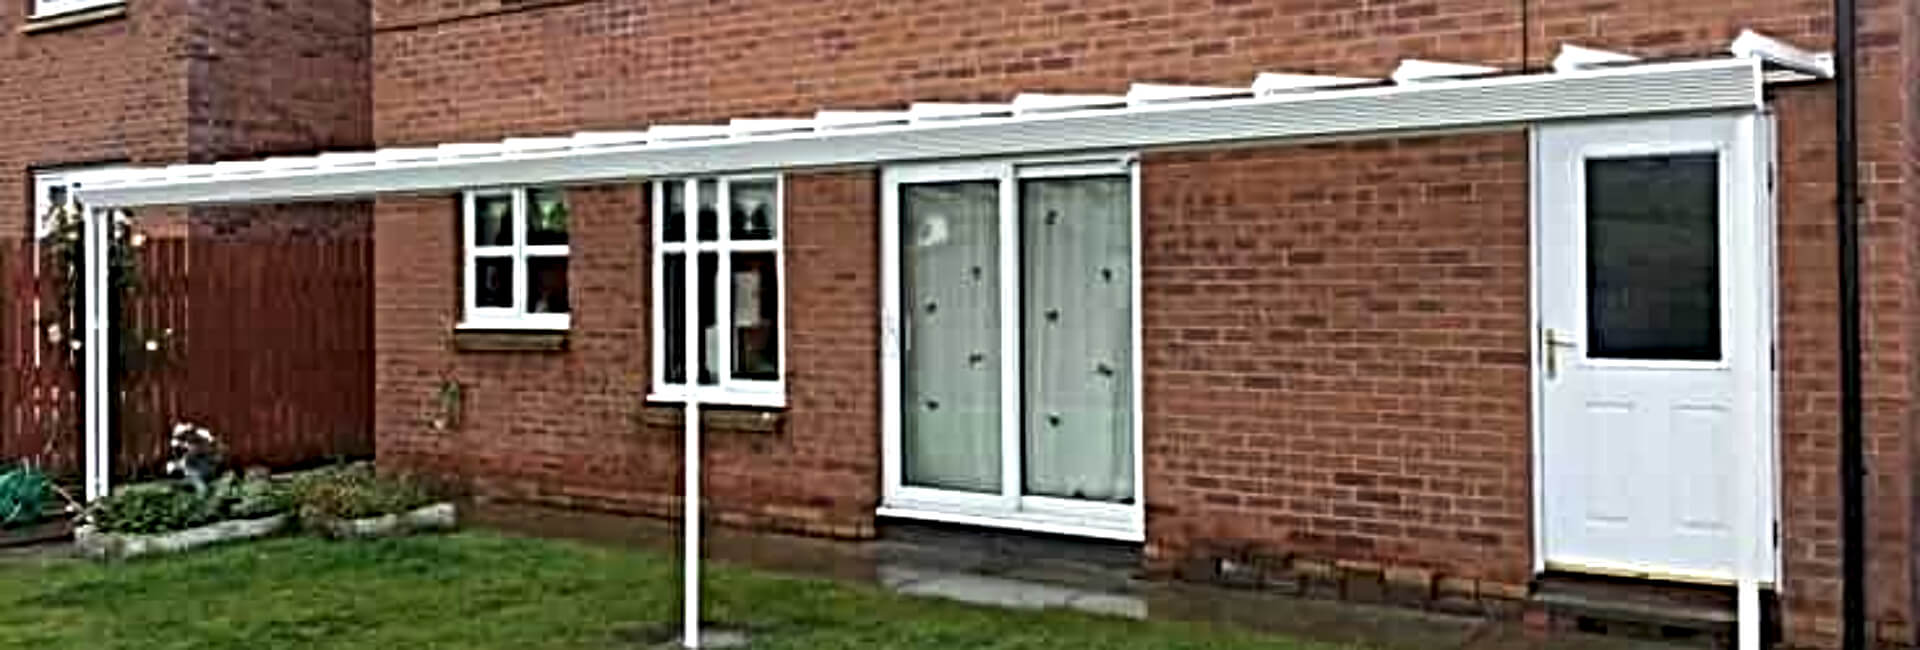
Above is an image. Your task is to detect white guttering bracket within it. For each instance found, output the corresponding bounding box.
[1730,29,1834,79]
[74,57,1763,209]
[1552,44,1641,72]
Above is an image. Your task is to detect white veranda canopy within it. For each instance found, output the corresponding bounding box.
[64,31,1827,650]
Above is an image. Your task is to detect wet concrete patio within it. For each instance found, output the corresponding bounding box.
[466,501,1697,650]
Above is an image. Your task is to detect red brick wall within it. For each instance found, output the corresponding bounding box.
[373,172,879,537]
[0,3,192,237]
[186,0,372,161]
[0,0,376,474]
[1139,134,1533,587]
[370,0,1525,146]
[365,0,1918,646]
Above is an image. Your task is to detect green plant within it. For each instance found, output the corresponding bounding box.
[38,201,175,461]
[0,466,50,528]
[531,191,568,234]
[430,379,463,431]
[88,483,217,535]
[217,474,292,520]
[39,204,171,370]
[287,465,438,522]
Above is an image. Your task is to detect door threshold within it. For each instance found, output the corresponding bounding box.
[1543,560,1760,588]
[877,505,1143,543]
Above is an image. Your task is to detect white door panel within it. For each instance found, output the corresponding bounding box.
[1536,115,1773,582]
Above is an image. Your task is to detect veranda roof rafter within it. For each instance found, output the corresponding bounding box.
[69,31,1825,209]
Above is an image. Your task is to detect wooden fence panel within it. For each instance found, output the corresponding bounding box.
[4,234,373,480]
[180,237,374,471]
[115,238,192,477]
[1,238,80,476]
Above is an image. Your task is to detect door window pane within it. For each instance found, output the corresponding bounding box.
[1585,154,1721,361]
[474,194,514,247]
[475,257,513,308]
[900,181,1002,493]
[731,252,779,381]
[527,256,569,314]
[1019,176,1134,503]
[663,254,687,384]
[527,188,569,246]
[730,179,778,240]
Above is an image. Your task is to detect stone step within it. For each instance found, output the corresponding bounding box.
[1531,573,1771,647]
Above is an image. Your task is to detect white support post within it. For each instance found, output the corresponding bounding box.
[1733,112,1767,650]
[81,204,110,502]
[1738,580,1760,650]
[681,182,703,650]
[683,398,701,649]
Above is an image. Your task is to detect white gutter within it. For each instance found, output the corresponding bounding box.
[74,57,1763,209]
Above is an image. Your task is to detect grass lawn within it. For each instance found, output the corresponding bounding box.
[0,532,1339,650]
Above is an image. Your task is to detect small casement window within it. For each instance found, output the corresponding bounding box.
[31,0,121,18]
[460,187,570,330]
[650,176,784,407]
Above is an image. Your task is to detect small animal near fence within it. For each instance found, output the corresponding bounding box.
[3,234,374,481]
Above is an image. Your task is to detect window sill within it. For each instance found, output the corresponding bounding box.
[22,3,125,33]
[452,330,567,352]
[639,402,785,435]
[646,390,785,410]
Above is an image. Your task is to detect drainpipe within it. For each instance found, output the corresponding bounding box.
[1831,0,1865,647]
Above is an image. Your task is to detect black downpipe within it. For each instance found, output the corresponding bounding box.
[1833,0,1865,646]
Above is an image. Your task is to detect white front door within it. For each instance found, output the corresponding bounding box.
[1536,116,1774,583]
[878,157,1145,541]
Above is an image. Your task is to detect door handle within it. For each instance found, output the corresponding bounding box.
[1543,327,1577,379]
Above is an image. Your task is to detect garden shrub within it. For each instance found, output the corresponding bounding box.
[287,464,438,522]
[214,473,292,520]
[89,474,293,535]
[87,463,438,536]
[88,483,217,535]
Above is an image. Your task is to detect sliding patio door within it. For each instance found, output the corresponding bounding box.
[882,159,1142,540]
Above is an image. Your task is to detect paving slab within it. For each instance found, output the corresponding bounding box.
[466,501,1696,650]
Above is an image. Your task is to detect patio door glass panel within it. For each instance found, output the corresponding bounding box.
[900,181,1003,493]
[1020,176,1134,503]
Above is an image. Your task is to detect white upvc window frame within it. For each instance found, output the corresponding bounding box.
[648,175,787,408]
[459,187,570,331]
[30,0,122,19]
[877,154,1145,542]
